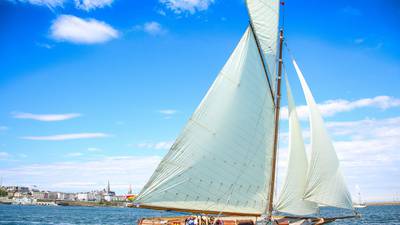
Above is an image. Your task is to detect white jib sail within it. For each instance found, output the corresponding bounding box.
[293,60,353,210]
[245,0,280,91]
[275,75,318,215]
[134,27,275,215]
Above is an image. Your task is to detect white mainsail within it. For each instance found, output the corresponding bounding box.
[275,75,318,215]
[245,0,280,91]
[293,60,353,210]
[134,27,276,215]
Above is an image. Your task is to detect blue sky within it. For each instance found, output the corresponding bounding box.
[0,0,399,201]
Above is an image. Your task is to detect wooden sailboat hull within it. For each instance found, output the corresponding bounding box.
[137,215,358,225]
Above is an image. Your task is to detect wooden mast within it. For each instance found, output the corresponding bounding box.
[267,28,284,220]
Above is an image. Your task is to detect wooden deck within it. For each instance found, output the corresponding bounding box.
[137,216,297,225]
[137,214,358,225]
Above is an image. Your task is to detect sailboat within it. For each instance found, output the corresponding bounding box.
[134,1,360,224]
[353,186,367,209]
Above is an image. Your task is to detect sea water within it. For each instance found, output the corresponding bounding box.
[0,204,399,225]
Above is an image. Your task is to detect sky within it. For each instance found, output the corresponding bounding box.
[0,0,399,202]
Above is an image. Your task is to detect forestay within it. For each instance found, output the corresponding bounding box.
[134,27,275,215]
[245,0,280,91]
[275,75,318,215]
[293,60,353,210]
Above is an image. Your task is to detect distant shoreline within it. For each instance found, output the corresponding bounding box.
[366,202,400,206]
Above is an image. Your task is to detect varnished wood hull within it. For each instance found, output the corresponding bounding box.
[137,215,343,225]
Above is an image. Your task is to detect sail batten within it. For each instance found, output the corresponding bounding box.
[275,75,318,215]
[134,27,276,215]
[292,60,353,210]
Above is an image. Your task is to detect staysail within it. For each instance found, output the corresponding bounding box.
[134,27,276,216]
[245,0,280,91]
[293,60,353,210]
[275,75,318,215]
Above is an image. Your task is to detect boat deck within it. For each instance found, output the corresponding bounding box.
[137,215,354,225]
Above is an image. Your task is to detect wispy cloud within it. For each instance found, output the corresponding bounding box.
[144,21,166,35]
[74,0,113,11]
[134,22,167,36]
[21,133,110,141]
[0,152,11,160]
[9,0,65,8]
[277,116,400,201]
[158,109,177,115]
[157,9,167,16]
[50,15,119,44]
[36,42,54,49]
[160,0,214,14]
[10,0,113,11]
[0,126,8,132]
[12,112,81,122]
[158,109,178,119]
[87,147,102,152]
[0,152,28,161]
[354,38,365,44]
[280,95,400,120]
[340,6,362,16]
[0,156,161,193]
[65,152,83,157]
[137,141,173,150]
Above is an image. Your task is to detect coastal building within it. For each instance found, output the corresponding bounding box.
[64,193,76,201]
[13,192,25,198]
[77,193,89,201]
[48,192,58,200]
[57,192,66,200]
[31,191,46,200]
[6,186,29,193]
[103,180,116,202]
[13,197,34,205]
[112,195,126,202]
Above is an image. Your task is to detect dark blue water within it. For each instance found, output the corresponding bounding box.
[0,205,399,225]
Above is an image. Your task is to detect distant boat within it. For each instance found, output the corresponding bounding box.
[133,1,360,224]
[354,188,367,208]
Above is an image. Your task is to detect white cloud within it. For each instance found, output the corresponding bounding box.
[87,147,102,152]
[277,116,400,201]
[10,0,114,11]
[65,152,83,157]
[36,42,54,49]
[143,21,166,36]
[158,109,177,115]
[10,0,65,8]
[21,133,110,141]
[12,112,81,122]
[137,141,173,150]
[50,15,119,44]
[354,38,364,44]
[0,156,161,194]
[329,118,400,200]
[74,0,113,10]
[157,9,167,16]
[158,109,178,119]
[0,126,8,132]
[160,0,214,14]
[280,95,400,120]
[0,152,11,160]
